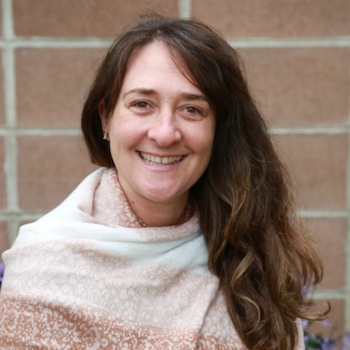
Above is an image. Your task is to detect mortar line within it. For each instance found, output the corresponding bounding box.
[297,210,348,218]
[0,211,45,219]
[0,36,347,49]
[3,48,15,127]
[1,208,346,219]
[178,0,191,19]
[2,0,14,39]
[2,0,18,246]
[7,217,17,246]
[269,126,350,135]
[308,290,348,299]
[4,38,113,48]
[0,125,349,136]
[0,127,81,136]
[228,37,350,48]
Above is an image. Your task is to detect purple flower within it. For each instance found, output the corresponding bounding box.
[343,334,350,349]
[302,320,309,330]
[0,261,4,283]
[321,320,332,328]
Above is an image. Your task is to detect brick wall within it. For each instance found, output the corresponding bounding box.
[0,0,349,340]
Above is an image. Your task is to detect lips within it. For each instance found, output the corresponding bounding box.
[140,152,184,165]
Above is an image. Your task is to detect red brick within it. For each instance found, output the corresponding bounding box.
[192,0,350,38]
[16,48,105,128]
[0,221,9,261]
[0,6,2,38]
[274,134,347,210]
[0,137,6,210]
[14,0,178,38]
[240,48,349,127]
[305,299,345,343]
[18,135,98,210]
[0,51,5,126]
[305,218,346,289]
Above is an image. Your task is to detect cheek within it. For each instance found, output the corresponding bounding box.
[109,117,141,149]
[191,125,215,157]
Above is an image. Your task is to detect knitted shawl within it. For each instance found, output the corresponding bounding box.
[0,168,305,349]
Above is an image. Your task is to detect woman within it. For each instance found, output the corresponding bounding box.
[0,16,326,349]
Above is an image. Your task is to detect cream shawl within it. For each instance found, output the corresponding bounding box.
[0,168,305,349]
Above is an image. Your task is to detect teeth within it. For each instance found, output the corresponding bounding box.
[140,152,183,165]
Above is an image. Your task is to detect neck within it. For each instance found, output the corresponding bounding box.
[125,192,188,227]
[116,175,189,227]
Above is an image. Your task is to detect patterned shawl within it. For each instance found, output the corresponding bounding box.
[0,168,304,349]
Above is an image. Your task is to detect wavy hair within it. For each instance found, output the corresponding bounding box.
[81,16,328,350]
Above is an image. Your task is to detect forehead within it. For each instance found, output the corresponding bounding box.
[121,41,200,93]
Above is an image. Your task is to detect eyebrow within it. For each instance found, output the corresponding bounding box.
[122,88,157,99]
[122,88,210,103]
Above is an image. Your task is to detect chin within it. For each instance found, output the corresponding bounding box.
[142,187,187,204]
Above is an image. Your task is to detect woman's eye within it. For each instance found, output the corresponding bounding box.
[133,101,150,108]
[184,106,202,115]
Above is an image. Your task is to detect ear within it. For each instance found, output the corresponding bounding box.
[98,101,109,133]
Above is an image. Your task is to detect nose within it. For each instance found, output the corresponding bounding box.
[147,111,181,147]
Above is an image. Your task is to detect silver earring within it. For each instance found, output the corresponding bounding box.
[103,132,108,140]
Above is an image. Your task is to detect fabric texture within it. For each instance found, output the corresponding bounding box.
[0,168,305,349]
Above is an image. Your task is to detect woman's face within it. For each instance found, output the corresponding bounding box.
[101,41,215,207]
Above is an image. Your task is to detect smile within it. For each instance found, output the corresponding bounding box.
[140,152,184,165]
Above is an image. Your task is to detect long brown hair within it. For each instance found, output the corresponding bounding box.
[81,16,327,350]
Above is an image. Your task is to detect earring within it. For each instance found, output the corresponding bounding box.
[103,132,108,140]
